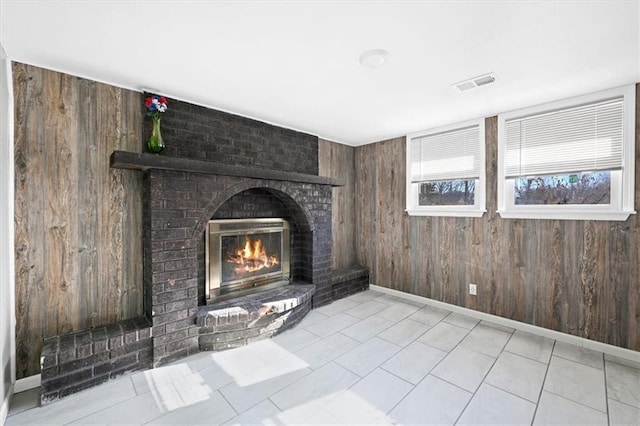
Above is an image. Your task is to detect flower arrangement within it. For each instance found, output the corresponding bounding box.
[145,94,168,153]
[145,95,168,118]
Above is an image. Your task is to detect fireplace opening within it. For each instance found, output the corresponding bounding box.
[206,218,290,303]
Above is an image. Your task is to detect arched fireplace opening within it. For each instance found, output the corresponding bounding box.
[197,187,313,305]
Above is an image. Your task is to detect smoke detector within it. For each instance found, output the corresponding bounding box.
[452,73,497,92]
[359,49,390,68]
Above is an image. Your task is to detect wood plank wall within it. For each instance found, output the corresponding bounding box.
[318,139,357,269]
[354,87,640,351]
[13,63,144,378]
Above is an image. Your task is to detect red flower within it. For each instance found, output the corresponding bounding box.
[145,96,153,107]
[160,96,167,105]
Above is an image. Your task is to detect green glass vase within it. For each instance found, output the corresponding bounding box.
[148,116,165,153]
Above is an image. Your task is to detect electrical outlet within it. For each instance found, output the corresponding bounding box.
[469,283,477,295]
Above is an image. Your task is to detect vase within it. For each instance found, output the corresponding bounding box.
[148,116,165,153]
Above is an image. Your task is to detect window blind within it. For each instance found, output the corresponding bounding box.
[410,125,481,183]
[505,97,624,179]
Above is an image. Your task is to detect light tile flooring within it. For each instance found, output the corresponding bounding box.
[6,289,640,425]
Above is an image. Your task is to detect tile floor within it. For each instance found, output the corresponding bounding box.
[6,289,640,425]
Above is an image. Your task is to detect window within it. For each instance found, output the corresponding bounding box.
[498,85,636,221]
[406,119,486,217]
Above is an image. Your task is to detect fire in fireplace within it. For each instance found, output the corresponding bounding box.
[206,218,290,302]
[224,234,280,278]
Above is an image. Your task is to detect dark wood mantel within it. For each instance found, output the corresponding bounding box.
[110,150,345,187]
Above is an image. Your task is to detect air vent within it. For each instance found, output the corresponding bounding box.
[452,73,497,92]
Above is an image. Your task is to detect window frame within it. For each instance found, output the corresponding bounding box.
[406,118,486,217]
[497,85,636,221]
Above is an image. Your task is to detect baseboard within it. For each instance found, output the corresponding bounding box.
[369,284,640,365]
[1,383,13,424]
[14,374,40,393]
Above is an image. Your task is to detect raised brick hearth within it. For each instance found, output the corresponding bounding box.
[40,317,152,404]
[196,284,316,351]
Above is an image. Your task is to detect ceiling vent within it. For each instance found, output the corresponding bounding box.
[452,73,497,92]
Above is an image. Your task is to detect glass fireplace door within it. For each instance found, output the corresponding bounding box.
[206,218,290,302]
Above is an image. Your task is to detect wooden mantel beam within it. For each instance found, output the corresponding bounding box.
[110,150,345,187]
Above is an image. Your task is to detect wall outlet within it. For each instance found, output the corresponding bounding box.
[469,283,477,295]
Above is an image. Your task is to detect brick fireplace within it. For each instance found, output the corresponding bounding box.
[144,169,334,366]
[38,96,368,403]
[136,97,342,366]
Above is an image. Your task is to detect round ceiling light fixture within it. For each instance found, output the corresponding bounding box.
[359,49,390,68]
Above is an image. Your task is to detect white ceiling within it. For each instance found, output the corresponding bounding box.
[1,1,639,146]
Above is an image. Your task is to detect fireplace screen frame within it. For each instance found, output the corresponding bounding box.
[206,218,290,301]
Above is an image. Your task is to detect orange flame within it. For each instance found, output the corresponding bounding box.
[227,237,279,274]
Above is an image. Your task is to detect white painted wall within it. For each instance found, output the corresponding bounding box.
[0,42,16,423]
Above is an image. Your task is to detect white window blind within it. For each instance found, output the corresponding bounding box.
[505,97,624,179]
[410,125,481,183]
